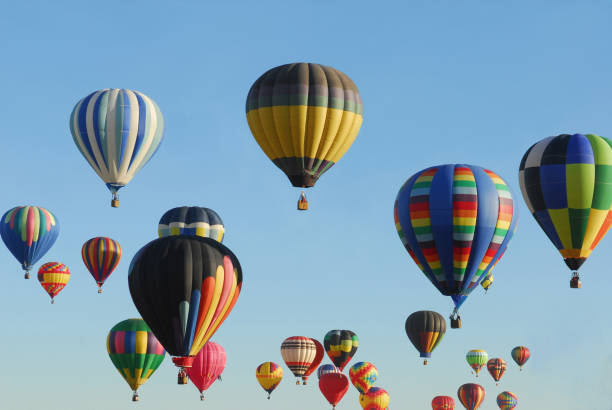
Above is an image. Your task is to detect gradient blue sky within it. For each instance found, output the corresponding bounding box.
[1,1,611,409]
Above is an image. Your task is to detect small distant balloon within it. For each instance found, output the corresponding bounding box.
[37,262,70,304]
[256,362,283,399]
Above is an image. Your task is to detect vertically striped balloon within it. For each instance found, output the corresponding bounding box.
[457,383,485,410]
[349,362,378,394]
[280,336,317,383]
[81,237,122,293]
[0,206,59,278]
[317,364,340,379]
[69,88,165,207]
[466,350,488,375]
[511,346,530,370]
[186,341,226,400]
[395,165,517,319]
[324,329,359,371]
[432,395,455,409]
[359,387,390,410]
[158,207,225,242]
[106,318,165,401]
[405,310,446,364]
[487,358,507,384]
[256,362,283,399]
[496,391,518,409]
[37,262,70,303]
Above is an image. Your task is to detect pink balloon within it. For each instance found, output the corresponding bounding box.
[186,342,227,399]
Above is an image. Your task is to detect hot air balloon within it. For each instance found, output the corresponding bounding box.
[81,237,121,293]
[395,165,517,327]
[349,362,378,394]
[302,338,324,385]
[246,63,364,210]
[186,341,226,401]
[519,133,612,287]
[106,318,165,401]
[466,350,488,376]
[359,387,389,410]
[324,330,358,371]
[317,364,341,379]
[480,273,493,292]
[1,206,59,279]
[432,396,455,410]
[69,88,164,207]
[158,206,225,242]
[319,373,349,409]
[280,336,317,385]
[256,362,283,399]
[457,383,485,410]
[487,358,507,385]
[496,391,518,410]
[128,236,242,384]
[37,262,70,303]
[511,346,530,370]
[405,310,446,364]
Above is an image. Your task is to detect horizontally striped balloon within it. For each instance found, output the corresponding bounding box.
[317,364,340,379]
[487,358,507,384]
[349,362,378,394]
[457,383,485,410]
[158,207,225,242]
[395,164,517,321]
[359,387,390,410]
[466,350,488,376]
[69,88,165,207]
[37,262,70,303]
[256,362,283,399]
[511,346,530,370]
[280,336,317,383]
[496,391,518,409]
[324,329,359,371]
[0,206,59,278]
[81,237,122,293]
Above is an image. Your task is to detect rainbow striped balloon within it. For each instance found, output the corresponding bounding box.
[359,387,390,410]
[82,237,121,293]
[496,391,518,409]
[37,262,70,303]
[349,362,378,394]
[457,383,485,410]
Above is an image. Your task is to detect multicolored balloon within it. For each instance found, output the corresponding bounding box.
[317,364,340,379]
[246,63,364,208]
[511,346,530,370]
[302,338,325,385]
[519,133,612,287]
[319,373,349,409]
[256,362,283,399]
[496,391,518,410]
[0,206,59,279]
[128,236,242,384]
[158,206,225,242]
[480,273,493,292]
[81,237,121,293]
[280,336,317,384]
[487,358,507,385]
[106,318,165,401]
[405,310,446,364]
[324,329,358,371]
[359,387,390,410]
[394,164,517,326]
[457,383,485,410]
[37,262,70,303]
[186,342,226,400]
[349,362,378,394]
[432,396,455,409]
[69,88,165,207]
[466,350,488,376]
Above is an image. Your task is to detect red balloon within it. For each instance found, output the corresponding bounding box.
[302,338,325,384]
[319,373,349,409]
[432,395,455,409]
[457,383,485,410]
[186,342,226,400]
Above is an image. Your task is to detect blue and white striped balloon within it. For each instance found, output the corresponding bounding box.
[69,88,164,207]
[317,364,340,379]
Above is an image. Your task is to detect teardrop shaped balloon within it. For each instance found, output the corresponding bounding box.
[466,350,488,376]
[81,237,121,293]
[432,396,455,410]
[280,336,317,384]
[496,391,518,410]
[395,165,517,326]
[519,133,612,286]
[0,206,59,279]
[511,346,530,370]
[302,338,325,385]
[359,387,390,410]
[317,364,341,379]
[128,236,242,383]
[107,318,166,401]
[457,383,485,410]
[37,262,70,303]
[69,88,165,207]
[256,362,283,399]
[349,362,378,394]
[324,329,358,371]
[186,341,226,400]
[487,358,507,384]
[319,373,349,409]
[405,310,446,364]
[158,206,225,242]
[246,63,363,209]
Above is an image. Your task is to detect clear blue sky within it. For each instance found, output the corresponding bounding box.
[1,1,611,409]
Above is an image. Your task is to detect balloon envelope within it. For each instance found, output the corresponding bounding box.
[359,387,389,410]
[37,262,70,302]
[457,383,485,410]
[466,350,488,375]
[280,336,317,380]
[317,364,340,379]
[324,329,358,371]
[319,373,349,409]
[496,391,518,409]
[256,362,283,398]
[302,338,325,383]
[405,310,446,361]
[432,395,455,409]
[158,206,225,242]
[511,346,530,369]
[349,362,378,394]
[487,358,507,383]
[186,342,226,397]
[81,237,121,292]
